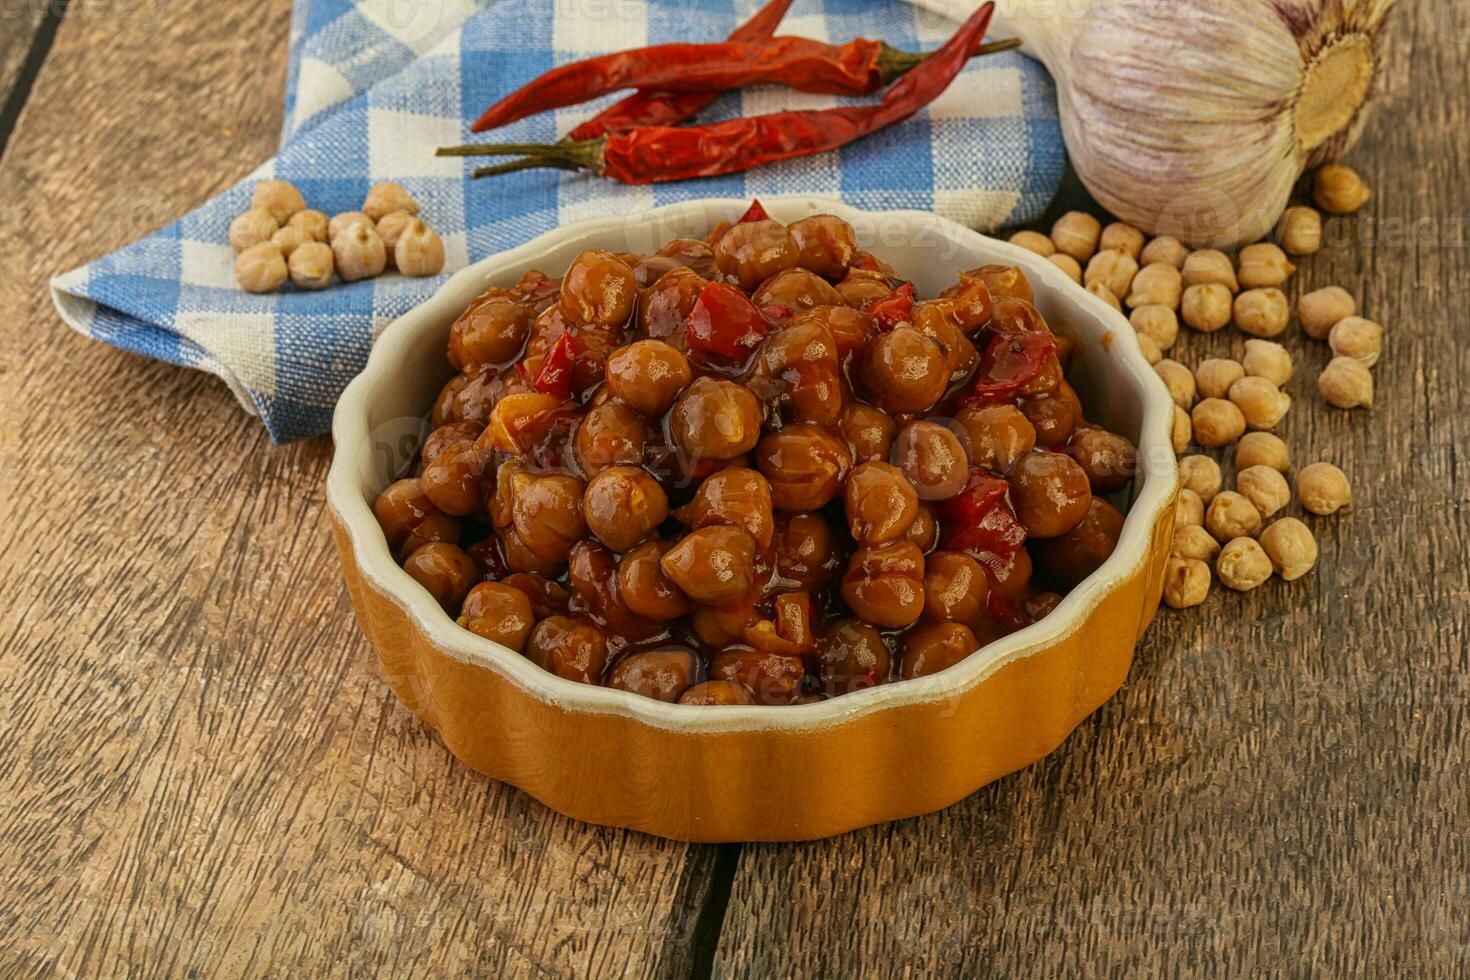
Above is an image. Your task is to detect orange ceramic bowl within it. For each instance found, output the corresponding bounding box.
[328,198,1179,842]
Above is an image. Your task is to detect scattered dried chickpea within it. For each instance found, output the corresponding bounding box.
[288,209,329,243]
[376,211,414,261]
[1171,405,1192,455]
[289,241,334,290]
[395,218,446,277]
[1181,283,1232,332]
[270,224,309,258]
[1131,305,1179,351]
[1205,491,1262,543]
[1172,524,1221,563]
[1236,464,1291,519]
[1328,316,1384,368]
[1234,288,1290,338]
[1191,398,1246,448]
[1228,376,1291,430]
[1181,250,1239,292]
[1178,454,1222,502]
[1318,356,1374,409]
[1175,488,1205,528]
[1047,253,1083,284]
[329,211,373,240]
[1154,359,1196,409]
[1163,556,1211,609]
[1135,331,1162,365]
[1259,518,1318,581]
[1298,286,1356,339]
[1297,462,1351,515]
[1140,235,1188,269]
[1008,230,1055,256]
[1276,206,1322,256]
[1195,358,1244,400]
[332,221,388,282]
[1314,163,1371,214]
[363,181,419,222]
[1242,340,1293,387]
[1236,243,1296,289]
[1087,279,1122,312]
[251,179,306,224]
[1085,249,1139,299]
[228,208,279,252]
[1126,263,1183,310]
[1051,210,1101,262]
[1217,537,1273,591]
[234,242,288,293]
[1099,222,1145,259]
[1235,432,1291,473]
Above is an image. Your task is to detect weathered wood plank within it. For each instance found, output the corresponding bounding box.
[713,6,1470,975]
[0,0,50,132]
[0,2,710,976]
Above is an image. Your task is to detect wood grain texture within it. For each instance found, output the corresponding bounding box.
[0,3,709,977]
[712,6,1470,976]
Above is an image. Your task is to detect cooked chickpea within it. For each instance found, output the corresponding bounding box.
[844,461,920,544]
[1135,332,1162,365]
[1216,537,1272,591]
[1050,211,1101,262]
[608,647,705,702]
[1236,464,1291,519]
[860,327,949,414]
[421,441,489,516]
[460,582,538,652]
[1030,498,1125,591]
[1171,405,1193,455]
[892,421,969,500]
[1181,283,1232,332]
[403,542,478,612]
[251,179,305,224]
[1130,304,1179,351]
[1235,432,1291,473]
[332,221,387,282]
[1205,490,1262,543]
[1228,376,1291,429]
[329,211,372,240]
[1171,524,1221,563]
[1047,253,1082,284]
[1084,249,1139,300]
[1328,316,1383,368]
[1275,206,1322,256]
[1162,556,1211,609]
[788,213,857,280]
[839,403,897,463]
[560,249,636,328]
[775,512,840,592]
[450,294,533,371]
[1008,450,1092,538]
[922,551,989,625]
[511,472,588,564]
[1008,230,1055,256]
[675,466,775,549]
[1181,250,1239,292]
[605,340,691,418]
[713,219,799,292]
[899,621,980,679]
[362,181,419,221]
[583,465,668,552]
[1236,243,1295,289]
[1260,518,1318,581]
[1194,358,1243,400]
[1313,163,1371,214]
[671,377,762,460]
[1086,280,1122,312]
[904,505,939,553]
[661,526,757,606]
[1175,487,1204,528]
[1140,235,1189,269]
[817,620,891,695]
[1177,454,1222,502]
[234,242,287,293]
[524,616,607,684]
[752,268,844,312]
[957,403,1035,473]
[1099,222,1145,259]
[841,541,926,628]
[1299,286,1356,339]
[1297,462,1351,515]
[708,647,805,705]
[1318,356,1374,409]
[757,424,852,511]
[1067,427,1136,493]
[395,218,445,277]
[288,209,329,244]
[678,680,758,706]
[1234,288,1290,338]
[229,208,279,252]
[1126,262,1182,310]
[1242,339,1292,387]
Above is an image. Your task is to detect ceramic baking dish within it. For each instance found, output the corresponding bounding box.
[328,197,1179,842]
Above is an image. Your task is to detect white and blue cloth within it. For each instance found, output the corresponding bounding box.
[50,0,1063,443]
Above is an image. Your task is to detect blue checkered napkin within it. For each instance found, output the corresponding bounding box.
[50,0,1064,443]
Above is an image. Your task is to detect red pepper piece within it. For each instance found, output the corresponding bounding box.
[868,282,914,331]
[936,468,1026,559]
[955,330,1058,406]
[738,199,770,223]
[531,332,581,399]
[686,281,774,359]
[986,591,1029,632]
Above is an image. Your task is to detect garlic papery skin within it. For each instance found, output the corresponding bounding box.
[908,0,1397,247]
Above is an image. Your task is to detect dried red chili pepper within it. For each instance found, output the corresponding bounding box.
[936,468,1026,559]
[685,282,775,359]
[443,5,1000,182]
[567,0,794,142]
[867,282,914,330]
[531,332,581,398]
[954,330,1058,406]
[737,199,771,223]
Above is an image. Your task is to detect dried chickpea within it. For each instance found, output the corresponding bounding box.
[1275,206,1322,256]
[1172,524,1221,563]
[1154,359,1196,409]
[1171,405,1192,455]
[1051,210,1101,262]
[1242,339,1293,387]
[1205,491,1262,543]
[333,221,387,282]
[376,210,414,259]
[288,241,334,290]
[1008,230,1055,256]
[1086,280,1122,312]
[1228,376,1291,430]
[395,218,446,277]
[1236,464,1291,519]
[1099,222,1145,259]
[1163,556,1211,609]
[1328,316,1383,368]
[270,224,310,258]
[1181,283,1232,332]
[1195,358,1244,400]
[251,179,306,224]
[363,181,419,221]
[1140,235,1188,269]
[234,242,287,293]
[1217,537,1272,591]
[1318,356,1373,409]
[1177,454,1222,502]
[1313,163,1371,214]
[1297,462,1351,515]
[1175,487,1204,527]
[1085,249,1139,299]
[1259,518,1318,581]
[1234,432,1291,473]
[1047,253,1082,284]
[1135,331,1162,365]
[329,211,372,240]
[1236,243,1296,289]
[1191,398,1246,448]
[288,209,329,243]
[1126,263,1182,310]
[1298,286,1355,339]
[228,208,278,252]
[1130,304,1179,350]
[1181,250,1239,292]
[1234,288,1290,338]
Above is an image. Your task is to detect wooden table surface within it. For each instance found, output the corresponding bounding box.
[2,3,1466,976]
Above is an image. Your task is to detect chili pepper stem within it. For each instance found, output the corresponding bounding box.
[877,35,1022,81]
[471,158,580,179]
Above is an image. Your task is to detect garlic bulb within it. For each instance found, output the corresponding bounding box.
[909,0,1397,246]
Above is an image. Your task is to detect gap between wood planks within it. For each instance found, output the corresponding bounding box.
[0,0,67,163]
